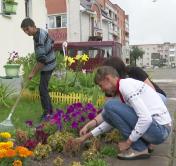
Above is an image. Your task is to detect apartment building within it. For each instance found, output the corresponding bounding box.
[132,42,176,68]
[114,4,129,63]
[0,0,47,76]
[45,0,129,60]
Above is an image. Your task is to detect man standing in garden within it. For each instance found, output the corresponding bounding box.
[76,66,172,160]
[21,18,56,119]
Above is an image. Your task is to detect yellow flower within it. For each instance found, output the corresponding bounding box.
[64,55,69,61]
[0,141,13,149]
[13,160,22,166]
[81,54,89,62]
[65,56,75,66]
[67,57,75,66]
[0,132,11,139]
[75,54,82,60]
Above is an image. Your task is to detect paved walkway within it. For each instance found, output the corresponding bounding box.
[109,81,176,166]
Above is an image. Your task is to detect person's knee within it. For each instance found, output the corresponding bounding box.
[104,98,124,114]
[102,99,120,120]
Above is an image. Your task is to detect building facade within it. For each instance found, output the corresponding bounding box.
[132,42,176,68]
[0,0,47,75]
[45,0,129,61]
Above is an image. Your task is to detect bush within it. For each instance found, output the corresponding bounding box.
[100,145,118,157]
[84,159,108,166]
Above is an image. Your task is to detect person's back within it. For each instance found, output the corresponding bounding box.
[126,66,166,97]
[120,78,171,125]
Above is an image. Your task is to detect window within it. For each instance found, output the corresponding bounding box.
[170,57,175,61]
[56,16,61,27]
[48,14,67,28]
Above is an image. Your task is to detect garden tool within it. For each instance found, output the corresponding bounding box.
[62,41,68,57]
[0,81,27,131]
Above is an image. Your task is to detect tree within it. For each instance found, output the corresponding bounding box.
[130,46,144,66]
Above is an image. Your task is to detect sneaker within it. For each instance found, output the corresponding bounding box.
[117,148,150,160]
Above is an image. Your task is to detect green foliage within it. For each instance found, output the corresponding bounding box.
[100,145,118,157]
[130,46,145,66]
[43,121,58,135]
[0,82,15,107]
[3,0,17,4]
[55,52,66,70]
[21,53,103,106]
[83,159,108,166]
[19,53,39,88]
[104,129,122,143]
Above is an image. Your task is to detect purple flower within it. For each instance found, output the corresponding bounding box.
[50,109,64,130]
[63,114,70,122]
[25,120,33,127]
[79,116,86,122]
[88,112,96,120]
[74,102,83,108]
[71,121,78,129]
[67,105,75,113]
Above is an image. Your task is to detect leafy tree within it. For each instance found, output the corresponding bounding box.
[130,46,144,66]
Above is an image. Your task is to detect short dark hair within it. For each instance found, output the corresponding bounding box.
[21,18,35,28]
[103,56,127,78]
[94,66,119,84]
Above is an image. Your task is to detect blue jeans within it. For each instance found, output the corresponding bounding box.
[157,92,167,105]
[102,98,171,152]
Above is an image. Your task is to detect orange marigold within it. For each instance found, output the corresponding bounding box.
[13,160,22,166]
[15,146,33,158]
[0,149,7,159]
[5,149,16,158]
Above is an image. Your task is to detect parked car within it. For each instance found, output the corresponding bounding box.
[54,41,122,71]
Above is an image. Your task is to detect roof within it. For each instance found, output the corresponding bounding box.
[54,41,121,50]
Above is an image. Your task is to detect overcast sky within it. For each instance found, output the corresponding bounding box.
[111,0,176,45]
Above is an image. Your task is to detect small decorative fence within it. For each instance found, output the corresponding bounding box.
[22,90,105,107]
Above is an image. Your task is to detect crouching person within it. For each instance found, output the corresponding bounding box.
[77,66,172,160]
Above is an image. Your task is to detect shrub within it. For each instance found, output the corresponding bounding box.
[47,131,73,152]
[100,145,118,157]
[53,156,64,166]
[33,143,52,160]
[84,159,108,166]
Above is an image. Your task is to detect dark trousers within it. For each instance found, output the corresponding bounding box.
[39,70,53,114]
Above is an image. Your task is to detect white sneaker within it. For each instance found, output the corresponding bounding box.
[118,148,150,160]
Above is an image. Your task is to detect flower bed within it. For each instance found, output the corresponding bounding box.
[7,102,122,165]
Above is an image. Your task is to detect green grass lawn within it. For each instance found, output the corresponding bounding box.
[0,98,66,130]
